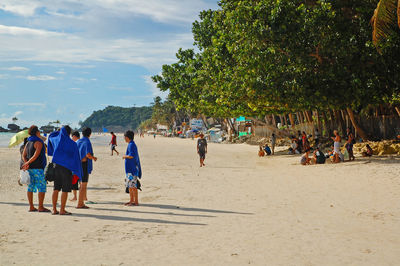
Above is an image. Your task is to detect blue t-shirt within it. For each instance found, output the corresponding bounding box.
[125,141,142,178]
[264,146,271,155]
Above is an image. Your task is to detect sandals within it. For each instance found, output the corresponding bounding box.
[59,211,72,215]
[38,208,51,213]
[76,205,89,209]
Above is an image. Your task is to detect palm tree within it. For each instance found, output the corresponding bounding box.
[371,0,400,45]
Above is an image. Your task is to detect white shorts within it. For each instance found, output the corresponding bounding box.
[125,174,138,189]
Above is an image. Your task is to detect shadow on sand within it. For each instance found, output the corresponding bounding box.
[97,201,254,215]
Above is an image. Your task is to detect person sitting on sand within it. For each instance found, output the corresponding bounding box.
[331,130,341,163]
[362,144,373,157]
[76,127,97,209]
[264,144,272,156]
[197,133,208,167]
[123,130,142,206]
[70,131,80,201]
[300,149,311,165]
[21,125,50,212]
[109,132,119,156]
[312,147,326,164]
[258,146,265,157]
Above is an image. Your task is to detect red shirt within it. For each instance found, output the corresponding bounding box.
[111,135,117,145]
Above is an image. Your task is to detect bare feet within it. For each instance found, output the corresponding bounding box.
[29,208,38,212]
[52,210,59,215]
[70,198,77,201]
[59,211,72,215]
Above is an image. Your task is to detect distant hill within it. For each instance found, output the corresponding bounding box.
[80,106,152,132]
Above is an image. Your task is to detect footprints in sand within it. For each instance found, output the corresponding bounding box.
[356,211,395,221]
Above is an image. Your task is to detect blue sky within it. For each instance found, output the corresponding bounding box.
[0,0,218,128]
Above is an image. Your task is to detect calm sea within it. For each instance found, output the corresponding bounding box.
[0,132,14,148]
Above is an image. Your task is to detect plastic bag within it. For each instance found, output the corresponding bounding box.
[19,170,30,185]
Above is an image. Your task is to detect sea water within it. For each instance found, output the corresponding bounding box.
[0,132,14,147]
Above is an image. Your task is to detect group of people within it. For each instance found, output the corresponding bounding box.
[256,127,374,166]
[258,133,276,157]
[20,125,142,215]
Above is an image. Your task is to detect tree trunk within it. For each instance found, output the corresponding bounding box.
[346,108,369,141]
[272,115,277,127]
[288,113,295,128]
[283,114,288,127]
[395,106,400,117]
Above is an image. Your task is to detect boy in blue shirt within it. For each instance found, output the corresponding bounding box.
[122,130,142,206]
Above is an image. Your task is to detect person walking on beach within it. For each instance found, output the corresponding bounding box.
[271,133,276,155]
[197,133,207,167]
[76,127,97,209]
[109,132,119,156]
[70,131,81,201]
[346,128,355,161]
[314,128,320,147]
[48,126,82,215]
[331,130,342,163]
[123,130,142,206]
[21,125,49,212]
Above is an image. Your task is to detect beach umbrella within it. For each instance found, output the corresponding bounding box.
[8,129,29,148]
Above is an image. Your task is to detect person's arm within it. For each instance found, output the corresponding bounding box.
[123,155,133,159]
[22,142,43,169]
[86,152,97,161]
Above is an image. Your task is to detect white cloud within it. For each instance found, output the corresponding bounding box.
[3,66,30,71]
[56,70,66,75]
[26,75,57,81]
[68,87,81,91]
[8,102,46,107]
[14,111,23,116]
[0,74,10,79]
[143,75,168,98]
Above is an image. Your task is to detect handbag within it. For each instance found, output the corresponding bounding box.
[44,162,56,182]
[19,170,31,185]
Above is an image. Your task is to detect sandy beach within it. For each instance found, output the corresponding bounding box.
[0,136,399,265]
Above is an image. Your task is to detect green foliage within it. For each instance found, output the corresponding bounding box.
[81,106,152,130]
[152,0,400,118]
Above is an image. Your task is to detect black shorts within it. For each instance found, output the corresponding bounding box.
[198,150,206,160]
[81,161,89,183]
[54,164,72,192]
[72,181,80,190]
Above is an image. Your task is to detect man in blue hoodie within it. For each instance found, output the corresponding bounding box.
[48,126,82,215]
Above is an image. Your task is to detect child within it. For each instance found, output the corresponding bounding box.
[264,144,272,156]
[362,144,373,157]
[300,149,311,165]
[70,131,80,201]
[122,130,142,206]
[258,146,265,157]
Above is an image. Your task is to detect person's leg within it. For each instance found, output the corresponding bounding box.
[60,192,70,215]
[37,192,49,212]
[27,191,36,211]
[77,182,88,207]
[52,190,59,214]
[133,187,138,205]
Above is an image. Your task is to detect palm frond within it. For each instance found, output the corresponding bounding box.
[371,0,398,45]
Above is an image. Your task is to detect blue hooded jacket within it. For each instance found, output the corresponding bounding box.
[125,140,142,178]
[76,136,94,174]
[48,127,83,179]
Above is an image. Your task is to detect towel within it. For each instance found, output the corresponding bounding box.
[48,127,83,179]
[125,140,142,178]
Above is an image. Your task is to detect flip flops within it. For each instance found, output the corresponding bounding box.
[76,205,89,209]
[59,211,72,215]
[38,208,51,213]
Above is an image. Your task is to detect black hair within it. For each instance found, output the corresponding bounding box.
[110,131,114,135]
[63,125,72,136]
[28,125,39,136]
[23,137,28,146]
[82,127,92,137]
[124,130,134,140]
[72,131,80,138]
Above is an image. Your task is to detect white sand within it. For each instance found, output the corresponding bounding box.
[0,136,399,265]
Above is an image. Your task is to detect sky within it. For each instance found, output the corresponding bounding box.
[0,0,219,128]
